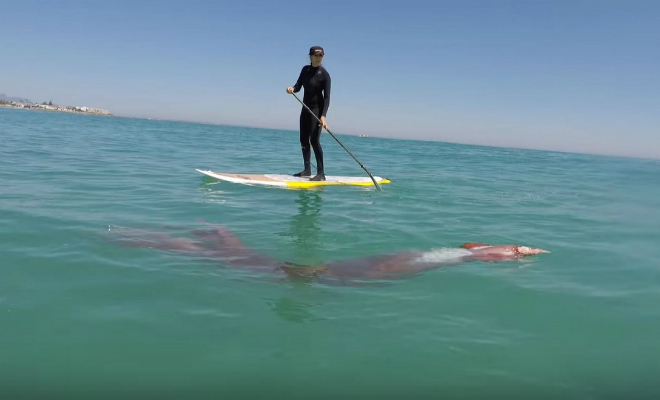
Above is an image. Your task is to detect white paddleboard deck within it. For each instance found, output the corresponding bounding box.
[196,170,390,188]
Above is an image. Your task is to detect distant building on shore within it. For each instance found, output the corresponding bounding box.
[74,106,110,115]
[0,100,111,116]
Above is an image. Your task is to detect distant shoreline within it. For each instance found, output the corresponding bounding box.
[0,102,112,116]
[1,104,656,161]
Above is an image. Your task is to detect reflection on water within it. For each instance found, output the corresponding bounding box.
[271,190,325,322]
[288,189,323,265]
[269,295,322,323]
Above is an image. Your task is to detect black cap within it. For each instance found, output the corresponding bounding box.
[309,46,324,55]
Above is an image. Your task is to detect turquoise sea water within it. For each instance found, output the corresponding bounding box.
[1,107,660,399]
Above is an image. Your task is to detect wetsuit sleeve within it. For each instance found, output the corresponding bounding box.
[322,69,331,117]
[292,67,305,93]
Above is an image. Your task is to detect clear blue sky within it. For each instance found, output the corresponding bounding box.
[1,0,658,158]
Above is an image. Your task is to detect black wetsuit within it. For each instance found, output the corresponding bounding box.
[292,64,331,176]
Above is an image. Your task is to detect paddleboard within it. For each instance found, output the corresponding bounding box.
[196,169,390,188]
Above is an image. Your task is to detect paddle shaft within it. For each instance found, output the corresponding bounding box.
[291,93,382,190]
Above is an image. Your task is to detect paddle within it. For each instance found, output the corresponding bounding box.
[290,93,382,190]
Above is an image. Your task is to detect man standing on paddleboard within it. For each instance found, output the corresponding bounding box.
[287,45,331,181]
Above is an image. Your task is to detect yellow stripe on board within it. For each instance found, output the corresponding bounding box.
[284,178,391,188]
